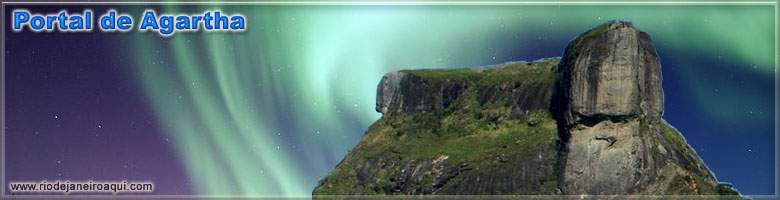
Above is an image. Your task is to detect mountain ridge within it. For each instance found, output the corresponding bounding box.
[313,20,741,197]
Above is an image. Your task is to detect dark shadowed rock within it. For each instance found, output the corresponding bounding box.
[376,71,468,114]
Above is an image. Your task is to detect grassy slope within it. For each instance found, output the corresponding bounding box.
[653,121,735,195]
[314,60,560,194]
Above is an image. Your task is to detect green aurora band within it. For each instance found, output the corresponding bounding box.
[128,3,776,195]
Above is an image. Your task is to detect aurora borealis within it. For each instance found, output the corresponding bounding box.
[4,2,777,197]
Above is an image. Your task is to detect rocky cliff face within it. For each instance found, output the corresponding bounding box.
[554,20,667,195]
[313,20,740,196]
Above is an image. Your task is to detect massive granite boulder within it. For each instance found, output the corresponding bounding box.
[554,19,667,194]
[556,20,663,125]
[313,20,740,197]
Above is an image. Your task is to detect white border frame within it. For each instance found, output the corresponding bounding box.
[1,1,777,199]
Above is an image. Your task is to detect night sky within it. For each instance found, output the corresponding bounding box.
[4,4,776,196]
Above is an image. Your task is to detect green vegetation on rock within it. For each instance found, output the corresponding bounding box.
[314,60,562,195]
